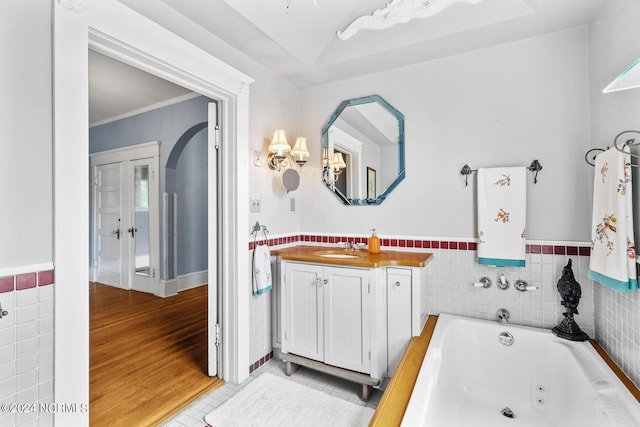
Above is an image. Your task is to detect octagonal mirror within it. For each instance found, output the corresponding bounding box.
[321,95,405,205]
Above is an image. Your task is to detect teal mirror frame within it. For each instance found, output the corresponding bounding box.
[321,95,405,205]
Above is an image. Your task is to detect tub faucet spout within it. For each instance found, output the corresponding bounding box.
[496,308,510,323]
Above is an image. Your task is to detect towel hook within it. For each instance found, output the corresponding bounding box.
[527,159,543,184]
[460,164,473,187]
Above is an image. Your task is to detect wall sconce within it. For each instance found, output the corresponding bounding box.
[291,137,309,167]
[322,149,347,185]
[267,129,309,171]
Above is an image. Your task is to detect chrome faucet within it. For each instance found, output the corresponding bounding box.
[338,241,354,250]
[496,308,510,323]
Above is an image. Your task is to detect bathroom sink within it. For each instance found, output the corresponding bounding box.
[319,253,360,258]
[314,250,365,259]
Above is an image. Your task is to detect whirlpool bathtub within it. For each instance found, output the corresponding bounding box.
[400,314,640,427]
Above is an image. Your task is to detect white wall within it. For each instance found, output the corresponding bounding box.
[1,2,56,426]
[299,27,591,242]
[117,0,305,238]
[588,0,640,390]
[0,0,52,267]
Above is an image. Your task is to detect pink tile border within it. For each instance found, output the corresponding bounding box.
[38,270,54,286]
[248,234,591,257]
[0,269,55,293]
[249,350,274,374]
[0,276,14,293]
[16,273,36,290]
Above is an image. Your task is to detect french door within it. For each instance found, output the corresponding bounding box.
[91,142,160,294]
[94,162,124,287]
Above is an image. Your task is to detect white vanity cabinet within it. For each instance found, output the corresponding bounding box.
[271,246,432,396]
[283,262,372,374]
[271,245,432,400]
[386,267,413,374]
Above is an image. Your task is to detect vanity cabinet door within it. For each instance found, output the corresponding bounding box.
[283,263,324,361]
[323,267,371,374]
[387,267,412,375]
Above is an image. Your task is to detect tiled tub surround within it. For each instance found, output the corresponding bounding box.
[0,268,55,427]
[248,233,639,389]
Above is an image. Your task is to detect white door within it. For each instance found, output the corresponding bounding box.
[91,142,160,293]
[130,157,159,294]
[94,162,125,288]
[207,101,219,376]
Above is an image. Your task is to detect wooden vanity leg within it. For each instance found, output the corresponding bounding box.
[286,360,299,376]
[362,384,373,401]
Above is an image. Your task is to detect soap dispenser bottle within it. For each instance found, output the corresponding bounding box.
[368,229,381,254]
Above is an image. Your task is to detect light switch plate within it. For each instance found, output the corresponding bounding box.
[250,196,261,212]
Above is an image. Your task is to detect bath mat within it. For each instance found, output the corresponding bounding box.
[204,372,374,427]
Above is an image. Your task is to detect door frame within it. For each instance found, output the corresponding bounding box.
[53,1,253,424]
[90,141,160,293]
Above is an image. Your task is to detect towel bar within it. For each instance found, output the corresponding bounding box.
[460,159,543,187]
[585,130,640,168]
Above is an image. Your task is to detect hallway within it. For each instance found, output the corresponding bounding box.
[90,283,223,426]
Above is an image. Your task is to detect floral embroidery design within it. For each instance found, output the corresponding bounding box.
[617,162,632,195]
[593,214,617,256]
[495,209,509,223]
[600,162,608,183]
[493,174,511,187]
[477,230,485,243]
[627,238,636,260]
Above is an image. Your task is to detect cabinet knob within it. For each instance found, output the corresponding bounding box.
[395,281,401,287]
[314,278,328,286]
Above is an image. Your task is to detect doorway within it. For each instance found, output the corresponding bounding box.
[54,4,253,422]
[90,142,160,294]
[88,49,220,376]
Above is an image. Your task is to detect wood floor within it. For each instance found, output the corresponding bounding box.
[90,283,224,426]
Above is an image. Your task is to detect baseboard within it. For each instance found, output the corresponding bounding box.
[249,350,274,374]
[158,270,207,297]
[158,279,178,297]
[177,270,208,292]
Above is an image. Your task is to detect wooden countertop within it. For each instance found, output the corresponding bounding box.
[369,315,438,427]
[270,245,433,268]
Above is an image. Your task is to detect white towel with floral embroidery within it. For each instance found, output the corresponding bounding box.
[477,167,526,267]
[588,145,638,292]
[252,244,272,295]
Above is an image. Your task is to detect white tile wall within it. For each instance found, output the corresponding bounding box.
[594,283,640,388]
[251,235,640,392]
[0,283,54,427]
[424,247,596,338]
[249,289,271,365]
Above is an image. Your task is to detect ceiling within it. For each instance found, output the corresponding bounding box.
[90,0,602,125]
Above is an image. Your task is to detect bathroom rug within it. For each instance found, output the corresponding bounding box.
[204,372,373,426]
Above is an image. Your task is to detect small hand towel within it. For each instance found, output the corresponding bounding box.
[252,244,272,295]
[588,145,638,292]
[477,167,527,267]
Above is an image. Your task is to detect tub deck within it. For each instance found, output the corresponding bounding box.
[370,315,640,427]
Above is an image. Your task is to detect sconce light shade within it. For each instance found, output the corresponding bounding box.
[267,129,290,170]
[291,137,310,166]
[331,152,347,170]
[269,129,290,155]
